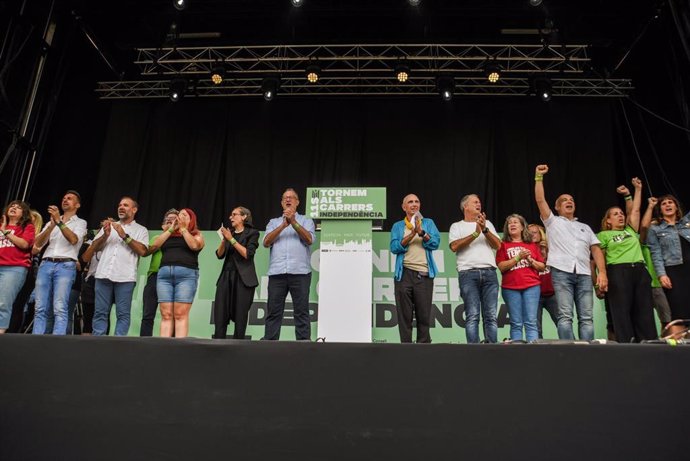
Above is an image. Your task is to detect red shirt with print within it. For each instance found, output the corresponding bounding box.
[0,223,36,268]
[496,241,543,290]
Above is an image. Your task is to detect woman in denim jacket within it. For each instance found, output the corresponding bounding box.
[646,195,690,336]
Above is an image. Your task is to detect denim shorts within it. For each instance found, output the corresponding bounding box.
[156,265,199,303]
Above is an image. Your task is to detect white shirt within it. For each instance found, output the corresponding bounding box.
[41,215,88,260]
[83,240,101,281]
[449,219,498,271]
[542,211,599,275]
[94,220,149,283]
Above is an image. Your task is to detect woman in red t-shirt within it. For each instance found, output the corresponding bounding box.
[496,214,545,342]
[0,200,36,334]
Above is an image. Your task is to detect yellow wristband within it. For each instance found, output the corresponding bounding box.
[180,228,188,233]
[167,227,174,234]
[514,255,521,263]
[471,231,479,239]
[535,175,543,181]
[624,195,632,201]
[229,237,237,245]
[292,222,301,230]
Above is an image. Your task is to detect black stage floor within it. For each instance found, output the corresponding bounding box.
[1,335,688,461]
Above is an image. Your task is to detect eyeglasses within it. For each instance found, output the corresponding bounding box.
[230,212,243,217]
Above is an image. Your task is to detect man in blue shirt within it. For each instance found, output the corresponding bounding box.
[390,194,441,343]
[262,188,316,340]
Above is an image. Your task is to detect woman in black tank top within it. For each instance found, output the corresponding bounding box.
[149,208,205,337]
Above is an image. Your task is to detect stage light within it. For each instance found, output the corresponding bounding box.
[529,0,543,6]
[168,78,187,102]
[210,65,226,85]
[485,62,501,83]
[173,0,187,11]
[291,0,304,7]
[534,78,552,102]
[408,0,421,6]
[262,77,280,101]
[305,64,321,83]
[436,76,455,101]
[395,64,410,83]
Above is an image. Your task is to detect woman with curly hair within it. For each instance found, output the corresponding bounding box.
[0,200,35,334]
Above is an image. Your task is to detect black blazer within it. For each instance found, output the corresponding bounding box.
[216,226,259,288]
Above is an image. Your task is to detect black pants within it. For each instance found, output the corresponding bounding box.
[140,273,158,337]
[394,267,433,343]
[263,273,312,340]
[213,270,255,339]
[606,263,657,342]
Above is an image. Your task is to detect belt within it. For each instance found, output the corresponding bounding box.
[43,257,76,263]
[403,267,429,277]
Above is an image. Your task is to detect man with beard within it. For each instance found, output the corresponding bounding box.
[262,188,315,341]
[534,164,608,341]
[32,190,88,335]
[90,196,149,336]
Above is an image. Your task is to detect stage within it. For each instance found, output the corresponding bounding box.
[1,335,688,460]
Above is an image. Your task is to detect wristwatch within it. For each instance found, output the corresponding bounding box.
[419,230,426,238]
[482,228,489,234]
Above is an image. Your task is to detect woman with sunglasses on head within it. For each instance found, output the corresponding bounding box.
[213,206,259,339]
[0,200,36,334]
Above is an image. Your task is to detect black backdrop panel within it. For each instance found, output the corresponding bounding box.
[88,97,617,232]
[1,335,688,461]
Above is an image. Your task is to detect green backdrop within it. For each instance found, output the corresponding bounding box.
[120,230,611,342]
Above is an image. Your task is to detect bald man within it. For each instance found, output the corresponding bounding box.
[390,194,441,343]
[534,164,607,341]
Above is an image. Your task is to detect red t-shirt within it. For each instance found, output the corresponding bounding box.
[539,267,555,297]
[0,223,36,268]
[496,241,543,290]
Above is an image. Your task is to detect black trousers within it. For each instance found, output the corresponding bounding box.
[263,273,312,340]
[213,270,255,339]
[394,267,433,343]
[139,273,158,337]
[606,262,657,342]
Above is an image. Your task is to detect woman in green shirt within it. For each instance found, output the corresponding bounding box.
[597,178,657,342]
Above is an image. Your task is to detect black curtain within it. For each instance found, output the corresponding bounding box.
[83,97,618,233]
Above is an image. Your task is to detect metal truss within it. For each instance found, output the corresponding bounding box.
[134,43,591,77]
[96,77,633,99]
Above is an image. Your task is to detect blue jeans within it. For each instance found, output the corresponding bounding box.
[502,285,541,342]
[458,268,499,343]
[156,265,199,303]
[93,279,136,336]
[550,267,594,340]
[33,260,77,335]
[0,266,28,330]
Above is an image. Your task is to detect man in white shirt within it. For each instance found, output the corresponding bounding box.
[32,190,88,335]
[534,164,608,340]
[449,194,502,343]
[89,197,149,336]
